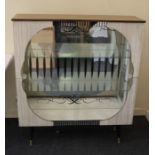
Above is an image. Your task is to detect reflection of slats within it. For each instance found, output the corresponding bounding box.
[77,58,80,77]
[111,55,115,77]
[84,58,87,77]
[85,81,91,91]
[27,54,123,95]
[86,59,91,80]
[71,82,73,92]
[98,58,105,79]
[84,83,86,91]
[71,58,74,77]
[50,57,53,78]
[98,80,104,91]
[97,83,99,91]
[111,57,118,91]
[43,56,46,77]
[105,72,112,91]
[64,58,67,77]
[38,58,44,91]
[66,58,71,91]
[78,58,83,91]
[45,58,51,92]
[66,58,71,77]
[91,58,94,77]
[77,83,80,92]
[73,59,78,80]
[29,55,32,77]
[92,81,97,91]
[98,58,101,77]
[56,58,59,77]
[59,58,64,79]
[92,58,99,81]
[104,58,108,77]
[117,57,121,77]
[45,58,51,77]
[59,80,64,91]
[90,82,93,92]
[31,56,37,92]
[36,57,39,78]
[38,58,44,79]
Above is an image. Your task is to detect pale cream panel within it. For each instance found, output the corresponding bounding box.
[14,21,54,126]
[108,23,144,77]
[100,78,138,125]
[13,21,53,79]
[16,78,53,126]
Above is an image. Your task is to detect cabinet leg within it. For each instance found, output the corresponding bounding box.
[116,125,121,144]
[113,125,116,131]
[29,127,34,146]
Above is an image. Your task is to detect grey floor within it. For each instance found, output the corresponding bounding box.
[5,116,149,155]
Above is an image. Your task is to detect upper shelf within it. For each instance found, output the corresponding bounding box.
[12,14,146,23]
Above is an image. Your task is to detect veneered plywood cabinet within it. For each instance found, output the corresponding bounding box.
[12,14,145,139]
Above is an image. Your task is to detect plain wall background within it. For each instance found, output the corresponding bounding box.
[5,0,148,117]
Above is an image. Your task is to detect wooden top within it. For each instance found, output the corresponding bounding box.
[12,14,145,23]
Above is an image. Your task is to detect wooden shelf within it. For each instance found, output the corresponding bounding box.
[12,14,146,23]
[28,97,123,121]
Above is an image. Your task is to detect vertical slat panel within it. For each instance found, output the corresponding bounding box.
[85,58,91,91]
[36,56,39,78]
[98,58,105,91]
[50,57,53,78]
[79,58,84,91]
[59,58,64,91]
[98,57,101,77]
[56,58,59,78]
[38,54,44,92]
[92,58,99,91]
[84,58,87,77]
[38,58,44,92]
[117,57,121,77]
[104,58,108,77]
[104,58,111,91]
[31,50,38,92]
[111,57,118,91]
[70,58,74,91]
[72,58,78,91]
[43,54,46,78]
[29,52,32,78]
[91,58,94,78]
[71,58,74,77]
[27,52,32,92]
[64,58,67,78]
[105,71,112,91]
[66,58,71,91]
[51,56,58,92]
[45,55,51,92]
[77,58,80,78]
[111,55,115,77]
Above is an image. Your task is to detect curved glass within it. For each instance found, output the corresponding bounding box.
[22,21,133,121]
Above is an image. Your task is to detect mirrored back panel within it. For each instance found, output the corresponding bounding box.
[22,21,132,99]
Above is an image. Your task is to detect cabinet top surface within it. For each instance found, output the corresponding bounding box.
[12,14,145,23]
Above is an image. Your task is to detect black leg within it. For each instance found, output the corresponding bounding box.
[116,125,121,144]
[29,127,34,146]
[113,125,116,131]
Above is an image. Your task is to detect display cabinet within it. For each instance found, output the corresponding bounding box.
[12,14,145,143]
